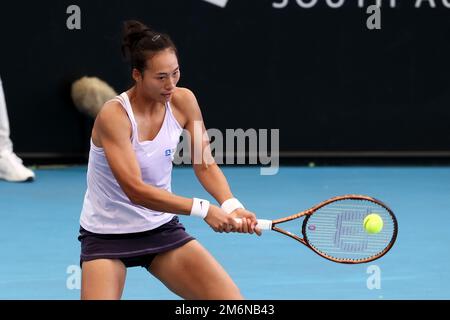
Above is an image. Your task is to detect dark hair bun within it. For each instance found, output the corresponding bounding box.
[121,20,153,60]
[121,20,177,73]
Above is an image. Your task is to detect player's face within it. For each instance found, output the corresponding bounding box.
[137,48,180,103]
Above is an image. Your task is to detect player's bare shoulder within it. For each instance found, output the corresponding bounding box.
[96,100,130,127]
[170,87,202,127]
[93,99,132,146]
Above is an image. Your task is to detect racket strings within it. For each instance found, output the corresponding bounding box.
[304,199,397,262]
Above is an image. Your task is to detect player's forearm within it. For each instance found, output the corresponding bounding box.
[194,162,233,204]
[130,182,194,215]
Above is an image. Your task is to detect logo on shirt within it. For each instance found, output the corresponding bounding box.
[165,148,176,157]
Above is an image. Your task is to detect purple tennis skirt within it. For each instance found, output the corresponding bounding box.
[78,216,195,269]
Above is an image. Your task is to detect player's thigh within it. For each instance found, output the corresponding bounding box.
[81,259,127,300]
[148,240,243,300]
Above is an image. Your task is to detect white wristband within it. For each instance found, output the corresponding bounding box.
[190,198,210,219]
[221,198,245,214]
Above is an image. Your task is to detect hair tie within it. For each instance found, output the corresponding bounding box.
[152,34,161,41]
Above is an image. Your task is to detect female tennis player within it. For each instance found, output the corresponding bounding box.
[78,20,261,300]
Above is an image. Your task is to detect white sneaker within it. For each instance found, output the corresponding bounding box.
[0,150,35,182]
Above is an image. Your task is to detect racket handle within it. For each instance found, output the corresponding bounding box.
[234,218,272,230]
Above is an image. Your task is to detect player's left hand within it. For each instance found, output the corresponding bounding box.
[229,209,262,236]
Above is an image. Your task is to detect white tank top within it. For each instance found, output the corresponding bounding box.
[80,92,183,234]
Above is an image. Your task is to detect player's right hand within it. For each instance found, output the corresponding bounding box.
[205,205,241,233]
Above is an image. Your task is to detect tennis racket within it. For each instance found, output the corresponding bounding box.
[236,195,398,264]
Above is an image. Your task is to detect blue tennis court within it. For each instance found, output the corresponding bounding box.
[1,165,449,299]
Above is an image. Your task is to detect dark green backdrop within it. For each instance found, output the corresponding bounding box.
[1,0,449,159]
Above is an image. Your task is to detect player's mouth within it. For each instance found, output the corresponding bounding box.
[162,92,173,99]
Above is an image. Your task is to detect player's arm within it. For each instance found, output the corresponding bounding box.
[178,89,261,235]
[96,101,237,232]
[96,101,191,214]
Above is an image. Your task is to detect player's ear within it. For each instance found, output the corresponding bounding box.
[132,68,143,83]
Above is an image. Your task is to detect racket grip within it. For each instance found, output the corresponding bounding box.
[234,218,272,230]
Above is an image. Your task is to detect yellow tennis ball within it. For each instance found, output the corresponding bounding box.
[363,214,383,234]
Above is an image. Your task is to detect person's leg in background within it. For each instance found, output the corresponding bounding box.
[0,76,35,182]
